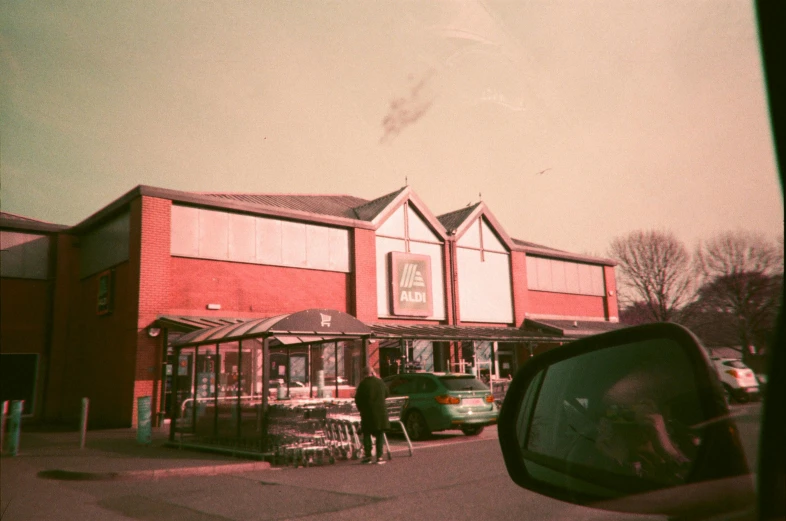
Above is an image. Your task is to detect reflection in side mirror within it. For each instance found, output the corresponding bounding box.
[499,323,753,517]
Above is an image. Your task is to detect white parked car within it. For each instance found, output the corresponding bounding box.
[711,358,760,403]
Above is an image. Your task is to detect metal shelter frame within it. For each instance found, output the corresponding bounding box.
[167,309,372,456]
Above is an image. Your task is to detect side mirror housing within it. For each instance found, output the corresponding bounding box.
[498,323,753,517]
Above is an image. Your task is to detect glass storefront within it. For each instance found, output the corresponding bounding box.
[171,338,364,453]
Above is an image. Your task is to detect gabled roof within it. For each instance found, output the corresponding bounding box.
[438,201,515,251]
[437,203,480,234]
[353,187,407,221]
[360,186,448,240]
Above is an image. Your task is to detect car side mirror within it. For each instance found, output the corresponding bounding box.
[498,323,754,517]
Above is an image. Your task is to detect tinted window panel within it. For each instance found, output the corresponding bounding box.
[439,376,489,391]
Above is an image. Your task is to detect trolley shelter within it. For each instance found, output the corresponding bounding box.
[168,309,372,456]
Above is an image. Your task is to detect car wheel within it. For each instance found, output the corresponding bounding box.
[461,425,484,436]
[723,384,735,404]
[405,410,430,441]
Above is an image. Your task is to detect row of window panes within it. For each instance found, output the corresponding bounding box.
[526,256,605,296]
[170,205,350,272]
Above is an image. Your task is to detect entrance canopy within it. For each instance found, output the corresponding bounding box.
[368,323,559,342]
[171,309,372,347]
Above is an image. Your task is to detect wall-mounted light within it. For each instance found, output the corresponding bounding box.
[207,303,221,310]
[147,327,161,338]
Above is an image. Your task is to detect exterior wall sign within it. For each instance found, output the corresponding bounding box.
[97,270,114,315]
[389,252,433,317]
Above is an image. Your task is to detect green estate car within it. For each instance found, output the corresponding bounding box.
[383,372,499,441]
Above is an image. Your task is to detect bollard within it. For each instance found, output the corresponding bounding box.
[137,396,152,445]
[79,397,90,449]
[7,400,24,456]
[1,401,8,454]
[317,370,325,398]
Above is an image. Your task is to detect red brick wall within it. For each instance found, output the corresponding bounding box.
[443,241,455,324]
[130,196,172,427]
[603,265,619,321]
[169,258,349,315]
[526,290,607,319]
[351,228,377,322]
[448,241,461,325]
[510,251,529,327]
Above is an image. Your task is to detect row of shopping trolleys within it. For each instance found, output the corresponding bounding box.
[266,397,413,467]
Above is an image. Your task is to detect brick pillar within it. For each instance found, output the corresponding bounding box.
[442,241,455,324]
[510,251,529,327]
[603,265,619,322]
[129,196,172,426]
[351,228,377,323]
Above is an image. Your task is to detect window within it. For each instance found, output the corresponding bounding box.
[526,256,606,297]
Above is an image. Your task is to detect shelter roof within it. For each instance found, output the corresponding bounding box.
[169,309,372,347]
[160,313,563,345]
[369,323,559,342]
[523,318,625,338]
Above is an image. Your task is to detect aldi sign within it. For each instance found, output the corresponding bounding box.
[390,252,433,317]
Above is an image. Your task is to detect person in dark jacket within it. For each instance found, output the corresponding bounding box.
[354,365,390,464]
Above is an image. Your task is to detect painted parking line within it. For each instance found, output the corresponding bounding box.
[387,430,498,454]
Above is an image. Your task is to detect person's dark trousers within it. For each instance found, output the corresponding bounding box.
[363,430,385,461]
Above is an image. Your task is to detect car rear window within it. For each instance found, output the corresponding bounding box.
[439,376,489,391]
[723,360,747,369]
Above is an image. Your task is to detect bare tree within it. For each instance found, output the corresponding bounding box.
[609,230,695,322]
[694,231,783,366]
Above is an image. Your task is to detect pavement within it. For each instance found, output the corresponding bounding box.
[0,427,271,482]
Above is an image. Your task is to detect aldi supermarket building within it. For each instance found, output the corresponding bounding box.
[1,185,621,431]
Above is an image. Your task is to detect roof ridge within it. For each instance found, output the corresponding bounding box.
[0,211,54,224]
[437,202,482,219]
[198,192,365,199]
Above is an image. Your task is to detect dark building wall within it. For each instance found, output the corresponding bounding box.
[0,278,50,415]
[0,279,49,355]
[46,234,79,422]
[67,261,138,428]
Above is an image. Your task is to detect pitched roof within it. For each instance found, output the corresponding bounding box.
[511,237,569,253]
[437,203,481,234]
[512,238,616,266]
[1,212,51,224]
[198,193,369,220]
[0,212,67,233]
[352,187,408,221]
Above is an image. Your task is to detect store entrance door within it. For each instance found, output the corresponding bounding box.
[379,347,402,378]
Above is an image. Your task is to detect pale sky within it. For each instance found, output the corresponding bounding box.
[1,1,782,256]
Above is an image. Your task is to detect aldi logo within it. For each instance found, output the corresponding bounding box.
[390,252,433,316]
